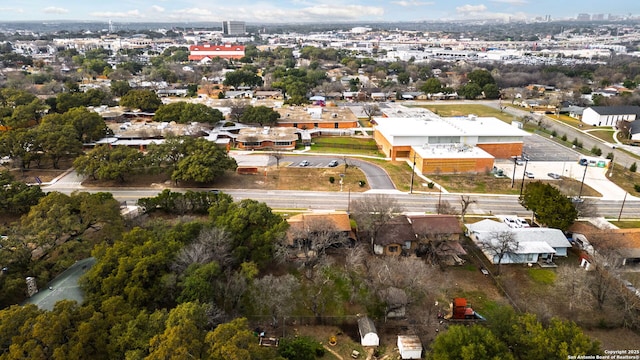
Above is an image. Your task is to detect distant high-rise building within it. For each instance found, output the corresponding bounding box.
[577,13,591,21]
[593,14,605,21]
[222,21,246,35]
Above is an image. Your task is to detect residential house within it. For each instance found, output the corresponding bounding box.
[372,215,415,256]
[285,211,354,248]
[407,215,466,264]
[568,222,640,269]
[188,43,245,61]
[466,219,571,265]
[581,106,640,126]
[224,90,253,99]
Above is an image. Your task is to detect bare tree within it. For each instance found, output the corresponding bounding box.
[285,217,350,273]
[350,194,405,249]
[478,230,519,275]
[249,274,300,327]
[270,150,284,168]
[172,227,233,272]
[554,265,594,314]
[225,99,249,122]
[436,200,457,215]
[574,198,598,218]
[459,195,476,222]
[362,103,380,121]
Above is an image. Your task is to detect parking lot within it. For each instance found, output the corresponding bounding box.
[522,134,581,162]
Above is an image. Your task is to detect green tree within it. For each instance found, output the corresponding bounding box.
[204,317,281,360]
[240,105,281,126]
[36,121,83,169]
[169,138,237,184]
[177,262,222,303]
[119,89,162,112]
[459,83,483,99]
[520,181,578,230]
[482,83,501,99]
[278,336,324,360]
[223,69,264,88]
[147,302,209,360]
[73,144,146,182]
[212,199,288,268]
[110,80,132,97]
[155,102,223,124]
[630,162,637,172]
[421,78,443,94]
[428,324,514,360]
[0,170,45,215]
[467,69,496,88]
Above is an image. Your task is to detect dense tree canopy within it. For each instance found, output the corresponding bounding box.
[0,171,45,215]
[119,89,162,112]
[73,145,146,182]
[239,105,281,126]
[154,102,223,124]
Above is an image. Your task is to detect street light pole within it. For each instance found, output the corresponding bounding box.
[410,152,417,194]
[578,164,588,199]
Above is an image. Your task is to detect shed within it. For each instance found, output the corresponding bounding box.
[357,316,379,347]
[397,335,422,359]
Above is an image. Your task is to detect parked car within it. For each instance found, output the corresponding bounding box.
[515,218,530,228]
[547,172,561,179]
[571,196,584,203]
[525,171,535,178]
[328,160,339,167]
[299,160,310,167]
[503,217,519,228]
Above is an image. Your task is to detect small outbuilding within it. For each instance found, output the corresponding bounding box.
[397,335,422,359]
[357,316,379,347]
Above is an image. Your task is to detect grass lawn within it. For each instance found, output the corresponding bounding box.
[610,220,640,228]
[415,104,514,122]
[527,268,556,285]
[310,137,382,157]
[586,129,616,143]
[607,163,640,196]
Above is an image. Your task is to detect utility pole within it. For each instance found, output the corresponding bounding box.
[618,192,628,221]
[410,152,417,194]
[578,163,588,199]
[519,157,529,196]
[511,156,517,188]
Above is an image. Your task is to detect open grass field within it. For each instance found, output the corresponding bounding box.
[586,129,616,143]
[607,163,640,196]
[416,104,515,122]
[309,137,382,157]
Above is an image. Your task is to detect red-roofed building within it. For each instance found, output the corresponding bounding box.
[188,43,245,61]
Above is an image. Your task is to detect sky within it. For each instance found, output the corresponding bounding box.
[0,0,637,24]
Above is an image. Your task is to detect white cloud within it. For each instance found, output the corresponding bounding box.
[43,7,69,14]
[173,7,213,16]
[89,9,144,19]
[151,5,165,12]
[456,4,488,13]
[390,0,435,6]
[0,7,24,13]
[302,5,384,18]
[490,0,527,4]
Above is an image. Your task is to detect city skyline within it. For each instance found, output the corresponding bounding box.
[0,0,638,24]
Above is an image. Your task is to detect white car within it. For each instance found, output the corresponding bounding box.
[515,218,530,228]
[503,217,519,228]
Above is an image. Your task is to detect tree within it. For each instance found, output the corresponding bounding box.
[279,217,350,270]
[362,103,380,121]
[147,302,209,360]
[520,181,578,230]
[467,69,496,88]
[278,336,324,360]
[110,80,132,97]
[459,82,483,99]
[223,69,263,88]
[0,170,45,215]
[482,83,501,99]
[154,102,223,124]
[240,105,281,126]
[351,194,404,248]
[73,145,146,182]
[204,317,281,360]
[119,89,162,112]
[36,121,83,169]
[428,324,514,360]
[170,138,237,185]
[247,274,300,327]
[421,78,443,94]
[226,100,249,122]
[459,195,476,222]
[211,199,288,269]
[479,230,519,275]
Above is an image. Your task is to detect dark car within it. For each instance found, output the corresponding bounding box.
[328,160,339,167]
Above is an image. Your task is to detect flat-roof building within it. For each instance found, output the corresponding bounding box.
[373,106,529,174]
